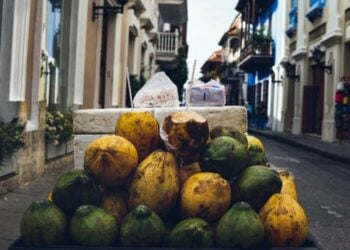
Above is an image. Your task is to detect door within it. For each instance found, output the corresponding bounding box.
[302,85,322,134]
[313,64,324,135]
[302,65,324,135]
[98,11,108,108]
[285,81,295,132]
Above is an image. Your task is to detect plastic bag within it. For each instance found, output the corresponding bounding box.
[133,72,179,108]
[187,79,226,107]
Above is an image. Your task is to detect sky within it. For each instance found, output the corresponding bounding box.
[186,0,238,80]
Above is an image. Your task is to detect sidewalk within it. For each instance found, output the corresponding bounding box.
[248,127,350,165]
[0,165,72,250]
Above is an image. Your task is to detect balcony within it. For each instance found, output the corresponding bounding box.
[306,0,326,22]
[286,6,297,37]
[156,31,180,68]
[238,40,274,73]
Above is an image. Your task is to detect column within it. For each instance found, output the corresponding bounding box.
[291,0,308,135]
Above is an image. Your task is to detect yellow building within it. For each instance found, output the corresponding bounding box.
[0,0,187,192]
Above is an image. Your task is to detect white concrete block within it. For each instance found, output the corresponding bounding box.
[74,106,247,134]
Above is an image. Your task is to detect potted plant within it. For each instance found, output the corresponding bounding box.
[45,109,73,159]
[0,118,25,167]
[45,109,73,146]
[252,25,272,54]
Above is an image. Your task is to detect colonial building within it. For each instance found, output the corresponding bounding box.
[200,50,224,81]
[235,0,288,131]
[283,0,350,142]
[200,14,247,106]
[0,0,188,192]
[217,14,246,106]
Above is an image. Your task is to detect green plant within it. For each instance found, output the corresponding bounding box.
[0,118,25,165]
[252,25,272,43]
[45,109,73,145]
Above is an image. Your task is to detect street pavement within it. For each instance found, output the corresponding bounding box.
[0,164,72,250]
[1,128,349,249]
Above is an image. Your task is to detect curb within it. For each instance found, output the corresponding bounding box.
[248,129,350,165]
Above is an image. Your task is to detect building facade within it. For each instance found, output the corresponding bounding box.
[0,0,188,192]
[284,0,350,142]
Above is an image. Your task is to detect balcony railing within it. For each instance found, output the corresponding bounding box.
[238,40,274,72]
[240,40,273,60]
[286,6,297,37]
[156,31,179,55]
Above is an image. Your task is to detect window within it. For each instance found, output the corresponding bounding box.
[45,0,62,110]
[0,0,29,122]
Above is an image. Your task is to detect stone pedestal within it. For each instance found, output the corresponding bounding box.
[73,106,247,169]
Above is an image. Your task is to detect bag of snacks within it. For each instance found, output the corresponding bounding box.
[187,79,226,107]
[133,72,179,108]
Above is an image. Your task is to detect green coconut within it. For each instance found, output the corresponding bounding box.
[216,201,264,248]
[69,205,117,246]
[210,126,248,148]
[20,200,67,246]
[120,205,166,247]
[200,136,248,180]
[52,169,101,216]
[234,166,282,211]
[247,145,269,167]
[167,218,214,248]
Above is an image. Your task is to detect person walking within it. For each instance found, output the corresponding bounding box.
[256,101,267,129]
[245,101,254,127]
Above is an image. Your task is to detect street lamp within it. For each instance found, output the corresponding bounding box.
[271,65,282,84]
[310,45,332,74]
[280,61,300,81]
[92,0,128,22]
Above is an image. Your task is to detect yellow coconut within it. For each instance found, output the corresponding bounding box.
[101,190,128,225]
[128,150,179,218]
[84,135,139,187]
[247,135,265,152]
[180,172,231,222]
[178,162,202,187]
[115,111,159,161]
[259,193,308,247]
[278,170,298,201]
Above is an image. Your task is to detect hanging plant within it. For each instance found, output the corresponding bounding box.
[0,118,26,165]
[45,109,73,145]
